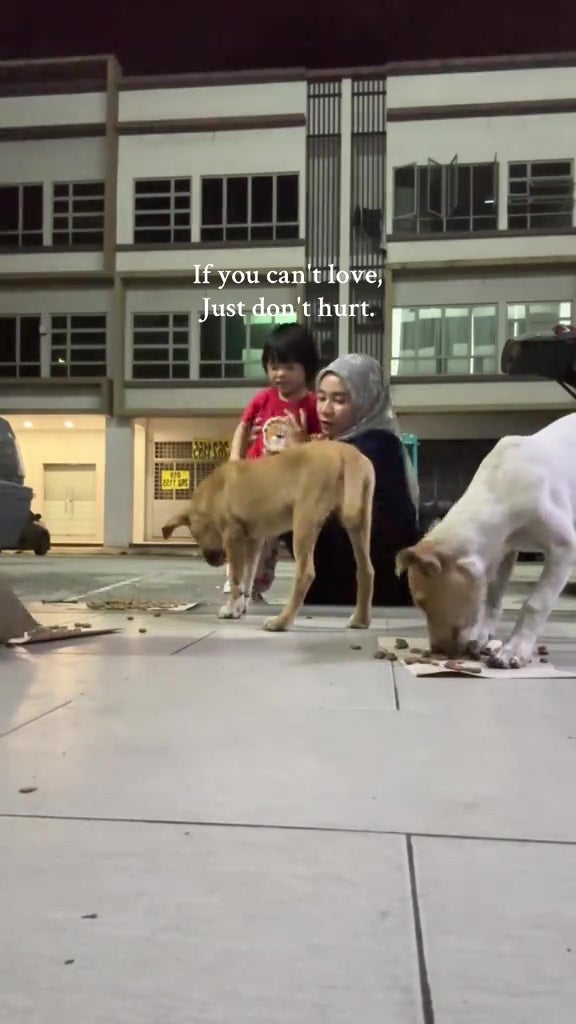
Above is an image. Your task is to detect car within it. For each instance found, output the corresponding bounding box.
[0,511,51,556]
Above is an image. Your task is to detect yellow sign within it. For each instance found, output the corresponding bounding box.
[161,469,190,490]
[191,439,231,461]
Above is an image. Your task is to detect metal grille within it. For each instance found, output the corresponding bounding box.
[351,79,386,268]
[153,442,228,501]
[349,78,387,363]
[349,285,385,362]
[154,441,193,460]
[306,80,341,365]
[306,80,341,277]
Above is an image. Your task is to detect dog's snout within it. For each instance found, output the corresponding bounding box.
[205,549,225,568]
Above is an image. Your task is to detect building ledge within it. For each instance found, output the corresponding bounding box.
[0,377,113,415]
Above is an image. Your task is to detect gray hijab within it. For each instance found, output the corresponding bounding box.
[317,353,419,507]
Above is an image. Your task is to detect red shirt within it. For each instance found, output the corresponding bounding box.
[241,387,321,460]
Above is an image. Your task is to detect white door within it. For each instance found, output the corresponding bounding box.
[43,464,97,540]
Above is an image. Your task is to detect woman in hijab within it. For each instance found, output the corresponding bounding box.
[303,353,419,606]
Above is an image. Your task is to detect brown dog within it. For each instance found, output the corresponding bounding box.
[162,440,375,632]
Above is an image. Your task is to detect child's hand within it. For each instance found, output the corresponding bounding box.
[285,410,309,444]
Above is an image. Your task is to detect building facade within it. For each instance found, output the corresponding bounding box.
[0,53,574,545]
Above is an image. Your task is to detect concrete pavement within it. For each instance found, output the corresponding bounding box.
[1,553,576,1022]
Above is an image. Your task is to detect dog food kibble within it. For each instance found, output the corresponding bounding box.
[538,644,549,655]
[127,616,134,621]
[540,657,549,664]
[410,646,424,654]
[373,650,387,660]
[74,622,91,629]
[19,786,37,794]
[394,638,409,650]
[138,628,147,634]
[153,612,161,618]
[350,644,362,651]
[462,663,483,675]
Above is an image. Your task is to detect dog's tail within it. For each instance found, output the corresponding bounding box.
[161,511,191,540]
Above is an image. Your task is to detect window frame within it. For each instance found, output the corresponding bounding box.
[392,159,498,236]
[0,314,42,378]
[199,311,297,380]
[51,180,105,247]
[50,313,108,378]
[0,182,44,248]
[200,172,300,243]
[506,299,573,337]
[130,312,191,380]
[507,159,574,231]
[391,303,498,377]
[133,177,192,245]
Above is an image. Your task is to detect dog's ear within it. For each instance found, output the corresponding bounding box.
[395,544,443,578]
[455,554,484,579]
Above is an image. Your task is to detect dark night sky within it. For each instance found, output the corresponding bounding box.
[1,0,575,74]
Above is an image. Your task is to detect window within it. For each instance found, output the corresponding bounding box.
[50,315,107,377]
[199,311,296,379]
[392,305,497,376]
[507,301,572,337]
[0,184,43,247]
[0,316,41,377]
[52,181,105,246]
[133,179,191,244]
[508,161,573,230]
[201,174,299,242]
[393,161,497,234]
[132,313,190,379]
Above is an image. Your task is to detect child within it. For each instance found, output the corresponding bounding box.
[224,322,321,600]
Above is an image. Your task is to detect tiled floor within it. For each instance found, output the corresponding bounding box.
[1,560,576,1021]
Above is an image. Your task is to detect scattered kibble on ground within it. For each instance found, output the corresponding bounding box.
[18,786,37,794]
[139,628,147,634]
[394,638,409,650]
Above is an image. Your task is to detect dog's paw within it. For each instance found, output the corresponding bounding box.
[486,642,533,670]
[347,614,370,630]
[218,600,244,620]
[263,615,288,632]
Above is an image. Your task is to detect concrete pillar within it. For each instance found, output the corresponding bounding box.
[104,417,134,548]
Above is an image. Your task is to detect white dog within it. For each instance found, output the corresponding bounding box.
[396,413,576,668]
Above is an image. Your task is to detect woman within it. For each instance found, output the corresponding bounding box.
[303,353,419,606]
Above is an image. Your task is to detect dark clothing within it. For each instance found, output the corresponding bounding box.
[283,429,419,607]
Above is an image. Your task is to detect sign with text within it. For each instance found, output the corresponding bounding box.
[191,440,231,461]
[161,469,190,490]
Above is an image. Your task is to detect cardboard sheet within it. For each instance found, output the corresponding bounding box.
[377,636,576,679]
